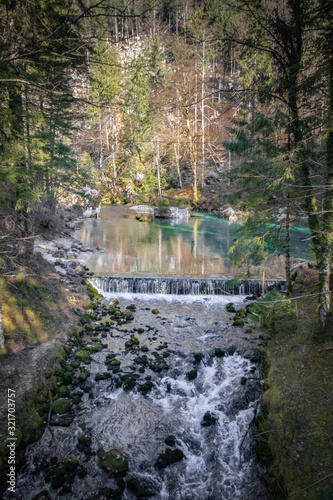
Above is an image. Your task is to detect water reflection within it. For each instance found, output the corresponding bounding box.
[76,206,312,279]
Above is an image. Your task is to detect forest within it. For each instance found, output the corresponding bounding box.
[0,0,332,316]
[0,1,333,498]
[1,0,333,322]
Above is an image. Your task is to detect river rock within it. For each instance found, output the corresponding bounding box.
[155,448,184,470]
[226,303,236,313]
[51,398,71,414]
[127,474,159,498]
[201,411,217,427]
[98,448,129,476]
[228,381,261,415]
[164,435,176,446]
[154,207,190,219]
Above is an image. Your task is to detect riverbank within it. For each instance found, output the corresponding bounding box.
[255,265,333,499]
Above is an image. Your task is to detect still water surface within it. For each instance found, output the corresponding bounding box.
[77,206,311,278]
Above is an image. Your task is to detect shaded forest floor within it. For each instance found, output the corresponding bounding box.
[257,266,333,499]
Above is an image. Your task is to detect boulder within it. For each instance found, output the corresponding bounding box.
[98,448,129,476]
[154,207,190,219]
[127,474,159,498]
[155,448,184,470]
[201,411,217,427]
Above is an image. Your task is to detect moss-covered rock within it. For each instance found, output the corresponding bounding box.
[127,475,157,498]
[78,370,90,382]
[214,348,225,357]
[139,381,154,395]
[151,309,159,315]
[75,349,91,364]
[233,318,244,326]
[193,353,204,363]
[226,303,236,313]
[51,398,71,414]
[77,435,94,455]
[85,343,103,352]
[187,369,197,380]
[98,448,129,475]
[164,435,176,447]
[95,372,112,381]
[57,385,70,397]
[236,308,247,318]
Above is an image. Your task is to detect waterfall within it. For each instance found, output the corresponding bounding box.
[90,276,286,296]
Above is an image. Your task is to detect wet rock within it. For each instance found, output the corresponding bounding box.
[164,435,176,447]
[127,474,159,498]
[226,303,236,313]
[141,345,149,352]
[98,448,129,476]
[236,308,247,318]
[152,309,159,314]
[193,353,204,363]
[233,318,244,326]
[155,448,184,470]
[228,382,261,415]
[75,349,91,364]
[134,355,148,366]
[86,343,103,352]
[201,411,217,427]
[227,345,237,355]
[126,304,136,311]
[156,343,168,350]
[95,372,112,381]
[51,398,71,414]
[122,375,137,391]
[240,376,247,385]
[187,369,197,380]
[77,435,94,455]
[49,413,74,427]
[53,250,66,258]
[214,348,225,357]
[125,336,140,351]
[78,370,90,382]
[106,358,121,373]
[138,381,154,395]
[57,385,70,397]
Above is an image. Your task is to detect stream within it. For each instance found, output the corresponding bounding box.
[9,292,270,499]
[8,207,279,499]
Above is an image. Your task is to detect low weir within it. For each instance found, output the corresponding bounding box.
[90,276,287,296]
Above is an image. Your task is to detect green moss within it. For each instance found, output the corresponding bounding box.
[51,398,71,414]
[97,448,129,475]
[74,349,91,364]
[78,370,90,382]
[57,385,70,397]
[233,318,244,326]
[85,343,103,352]
[226,303,236,313]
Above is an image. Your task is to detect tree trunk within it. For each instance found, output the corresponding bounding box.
[0,299,4,349]
[99,115,104,184]
[174,143,182,188]
[156,141,162,200]
[285,206,292,295]
[110,110,116,179]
